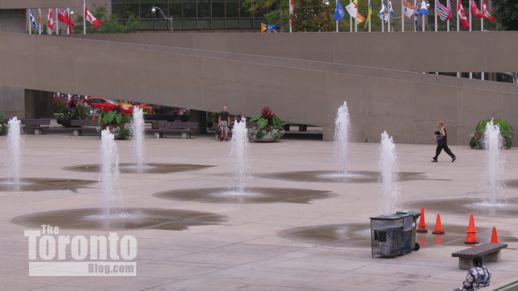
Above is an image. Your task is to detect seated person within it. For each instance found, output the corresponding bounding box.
[454,256,491,291]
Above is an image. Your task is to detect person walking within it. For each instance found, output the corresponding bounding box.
[218,105,231,141]
[453,256,491,291]
[432,121,456,163]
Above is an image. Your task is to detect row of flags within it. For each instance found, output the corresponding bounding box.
[332,0,495,31]
[27,2,101,35]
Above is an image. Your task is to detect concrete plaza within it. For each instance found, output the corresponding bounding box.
[1,134,517,290]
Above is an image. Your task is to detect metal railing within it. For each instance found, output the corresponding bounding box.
[131,17,265,30]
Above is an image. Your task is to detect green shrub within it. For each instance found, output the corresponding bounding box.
[469,118,513,149]
[248,106,285,141]
[98,108,132,140]
[0,113,6,136]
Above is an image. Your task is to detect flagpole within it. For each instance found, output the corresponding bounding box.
[289,0,293,33]
[456,0,459,31]
[434,0,438,32]
[469,0,473,80]
[27,9,31,35]
[401,0,404,32]
[349,0,353,32]
[469,0,472,32]
[56,8,59,35]
[414,0,417,31]
[422,13,425,32]
[336,21,339,32]
[66,8,70,35]
[38,9,42,35]
[368,0,371,32]
[381,0,384,32]
[480,0,484,31]
[481,5,485,81]
[83,0,87,35]
[387,0,392,32]
[469,0,472,79]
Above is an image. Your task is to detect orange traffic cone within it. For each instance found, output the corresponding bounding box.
[464,213,478,244]
[490,227,499,244]
[432,213,445,235]
[417,208,428,233]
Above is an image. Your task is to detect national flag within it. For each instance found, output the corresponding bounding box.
[289,0,295,30]
[260,23,277,32]
[346,1,366,22]
[418,0,429,15]
[289,0,295,15]
[47,8,54,34]
[436,0,451,21]
[471,0,484,19]
[403,0,417,18]
[481,0,496,22]
[37,9,44,34]
[387,0,396,17]
[57,8,74,34]
[457,0,470,28]
[85,5,102,28]
[364,0,372,28]
[29,10,38,31]
[334,0,346,21]
[378,0,388,23]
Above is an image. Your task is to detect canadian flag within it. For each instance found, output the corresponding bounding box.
[57,8,74,34]
[481,0,496,22]
[457,1,470,29]
[47,8,54,34]
[85,6,102,28]
[470,0,485,19]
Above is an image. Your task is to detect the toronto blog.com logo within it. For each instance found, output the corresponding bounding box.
[24,225,137,276]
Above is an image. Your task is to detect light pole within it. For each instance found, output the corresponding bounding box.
[151,6,173,31]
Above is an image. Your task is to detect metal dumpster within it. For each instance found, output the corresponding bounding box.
[370,212,417,258]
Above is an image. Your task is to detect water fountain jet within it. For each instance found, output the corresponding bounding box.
[229,117,250,194]
[7,117,22,187]
[100,129,122,218]
[379,131,399,215]
[483,119,506,206]
[131,107,145,173]
[334,101,350,176]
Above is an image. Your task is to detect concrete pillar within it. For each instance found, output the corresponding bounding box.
[189,110,207,135]
[0,9,26,33]
[24,90,54,118]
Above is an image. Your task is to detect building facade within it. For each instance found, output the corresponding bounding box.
[111,0,266,30]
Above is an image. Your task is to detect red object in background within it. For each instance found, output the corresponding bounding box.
[490,226,499,244]
[464,213,478,244]
[81,97,132,114]
[471,1,485,19]
[432,213,445,235]
[417,208,428,233]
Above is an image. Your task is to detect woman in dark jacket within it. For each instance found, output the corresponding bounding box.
[432,121,456,163]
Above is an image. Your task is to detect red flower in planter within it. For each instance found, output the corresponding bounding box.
[261,106,274,119]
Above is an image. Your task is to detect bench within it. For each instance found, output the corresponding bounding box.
[452,243,507,270]
[494,280,518,291]
[149,120,198,139]
[283,124,308,132]
[70,119,99,136]
[21,119,51,135]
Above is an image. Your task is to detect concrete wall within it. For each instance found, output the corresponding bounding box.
[79,32,518,73]
[0,1,81,9]
[0,32,517,146]
[0,86,25,119]
[0,9,27,118]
